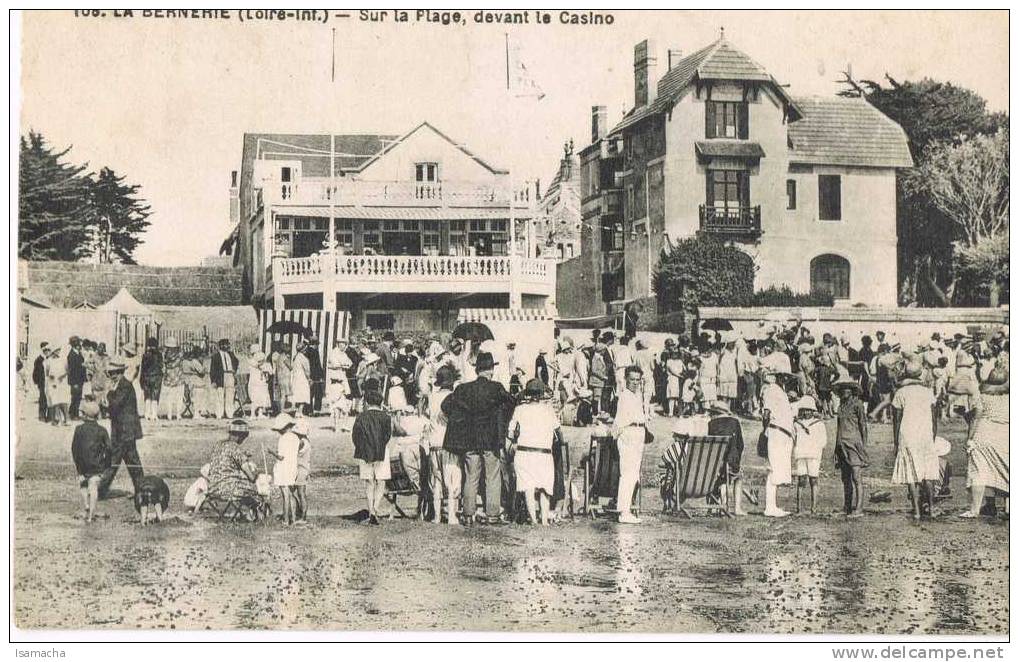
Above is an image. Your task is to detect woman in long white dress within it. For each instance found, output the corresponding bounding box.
[290,341,312,417]
[960,367,1009,519]
[891,359,940,520]
[45,347,71,426]
[508,378,561,525]
[325,344,352,407]
[247,345,273,418]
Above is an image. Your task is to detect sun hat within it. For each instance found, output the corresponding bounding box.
[292,420,310,436]
[270,413,295,431]
[833,378,862,393]
[523,378,545,398]
[902,357,924,380]
[79,399,101,419]
[794,396,818,413]
[229,418,250,436]
[434,365,459,389]
[390,376,403,386]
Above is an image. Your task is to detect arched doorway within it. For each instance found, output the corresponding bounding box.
[810,254,851,300]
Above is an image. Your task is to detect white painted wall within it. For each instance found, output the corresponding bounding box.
[357,124,503,184]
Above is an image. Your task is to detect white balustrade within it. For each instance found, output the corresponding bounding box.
[261,179,531,209]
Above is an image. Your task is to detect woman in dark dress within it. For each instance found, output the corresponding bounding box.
[707,401,746,515]
[140,337,163,422]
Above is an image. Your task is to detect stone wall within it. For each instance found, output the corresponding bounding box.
[556,253,602,318]
[21,260,243,308]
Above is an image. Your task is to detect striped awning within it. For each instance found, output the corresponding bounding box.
[272,206,535,220]
[257,308,350,367]
[457,307,554,323]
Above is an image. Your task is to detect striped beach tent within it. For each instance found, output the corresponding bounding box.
[457,307,555,323]
[257,308,350,366]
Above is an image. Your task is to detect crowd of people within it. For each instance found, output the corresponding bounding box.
[42,319,1010,527]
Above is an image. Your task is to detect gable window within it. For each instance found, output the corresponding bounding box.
[786,179,797,210]
[705,101,749,140]
[280,167,292,182]
[415,162,438,182]
[818,175,842,221]
[811,254,850,299]
[706,169,750,209]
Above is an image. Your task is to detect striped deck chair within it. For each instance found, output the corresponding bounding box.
[659,435,732,518]
[384,447,424,519]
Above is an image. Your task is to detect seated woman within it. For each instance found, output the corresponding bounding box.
[206,418,265,519]
[960,366,1009,519]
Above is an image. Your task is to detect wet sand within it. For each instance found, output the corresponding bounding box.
[13,413,1008,634]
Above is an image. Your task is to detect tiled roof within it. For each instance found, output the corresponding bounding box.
[610,37,798,135]
[695,140,766,159]
[788,97,914,168]
[244,134,398,176]
[356,122,508,175]
[273,206,534,220]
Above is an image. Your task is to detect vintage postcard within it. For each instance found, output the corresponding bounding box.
[11,8,1010,647]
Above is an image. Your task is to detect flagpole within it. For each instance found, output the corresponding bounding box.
[506,32,516,259]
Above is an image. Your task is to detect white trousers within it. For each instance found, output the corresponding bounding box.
[616,428,645,515]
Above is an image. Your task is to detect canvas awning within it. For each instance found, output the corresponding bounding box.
[98,287,153,317]
[695,141,766,160]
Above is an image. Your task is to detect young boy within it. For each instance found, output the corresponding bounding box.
[70,398,110,523]
[792,396,827,515]
[351,389,392,525]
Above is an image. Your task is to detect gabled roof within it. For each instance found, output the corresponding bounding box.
[354,122,508,175]
[609,36,801,136]
[788,96,914,168]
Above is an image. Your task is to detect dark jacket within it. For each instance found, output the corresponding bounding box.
[107,376,143,442]
[71,420,111,477]
[67,349,87,386]
[32,355,46,388]
[209,349,239,388]
[441,375,516,453]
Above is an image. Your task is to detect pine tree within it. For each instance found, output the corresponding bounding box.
[86,167,152,264]
[18,131,92,260]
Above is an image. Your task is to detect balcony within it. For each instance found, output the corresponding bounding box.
[699,205,762,237]
[262,179,534,209]
[271,253,555,299]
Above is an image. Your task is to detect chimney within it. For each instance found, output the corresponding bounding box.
[634,39,658,107]
[668,48,683,71]
[591,105,608,142]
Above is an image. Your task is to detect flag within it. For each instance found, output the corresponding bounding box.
[505,34,545,100]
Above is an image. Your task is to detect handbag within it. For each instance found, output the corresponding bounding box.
[756,430,769,459]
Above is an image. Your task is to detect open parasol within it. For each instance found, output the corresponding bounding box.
[699,318,734,332]
[452,321,494,346]
[267,320,312,336]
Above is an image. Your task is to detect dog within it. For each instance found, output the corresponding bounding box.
[134,475,171,525]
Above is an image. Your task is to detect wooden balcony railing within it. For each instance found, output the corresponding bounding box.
[699,205,762,237]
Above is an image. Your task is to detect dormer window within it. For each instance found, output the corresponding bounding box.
[705,101,749,139]
[415,162,438,182]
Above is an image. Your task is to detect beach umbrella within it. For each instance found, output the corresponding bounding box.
[699,318,733,332]
[452,321,494,346]
[267,320,311,336]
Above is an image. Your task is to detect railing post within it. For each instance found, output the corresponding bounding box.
[509,255,522,308]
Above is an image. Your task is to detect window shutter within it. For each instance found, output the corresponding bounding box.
[832,176,842,219]
[705,102,716,139]
[706,171,713,207]
[741,172,751,207]
[738,103,749,140]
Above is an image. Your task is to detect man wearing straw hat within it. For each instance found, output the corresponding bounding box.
[98,359,145,498]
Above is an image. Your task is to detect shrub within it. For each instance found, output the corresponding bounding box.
[750,285,834,307]
[653,234,755,313]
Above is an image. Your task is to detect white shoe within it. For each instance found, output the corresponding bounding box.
[618,514,642,524]
[764,509,791,518]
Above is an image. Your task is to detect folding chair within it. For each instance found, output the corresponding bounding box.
[660,435,733,518]
[384,447,424,519]
[581,434,640,518]
[199,493,271,523]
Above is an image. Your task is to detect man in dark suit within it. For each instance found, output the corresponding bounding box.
[98,361,145,498]
[209,338,239,418]
[67,336,87,420]
[32,343,49,421]
[305,335,325,414]
[442,351,516,525]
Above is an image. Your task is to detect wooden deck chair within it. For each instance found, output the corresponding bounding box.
[661,435,733,518]
[384,450,423,519]
[581,435,640,519]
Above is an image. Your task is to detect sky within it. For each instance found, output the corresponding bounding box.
[17,10,1008,266]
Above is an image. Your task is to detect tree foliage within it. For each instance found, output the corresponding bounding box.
[653,234,755,312]
[18,131,92,260]
[839,75,1008,306]
[18,131,151,263]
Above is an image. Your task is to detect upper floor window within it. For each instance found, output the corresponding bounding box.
[818,175,842,221]
[706,101,749,140]
[415,162,438,182]
[786,179,797,210]
[707,169,750,209]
